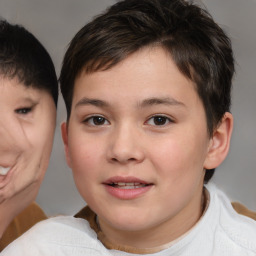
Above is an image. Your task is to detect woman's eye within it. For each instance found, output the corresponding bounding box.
[146,115,172,126]
[84,116,110,126]
[15,107,32,115]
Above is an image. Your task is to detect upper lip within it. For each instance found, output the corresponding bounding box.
[103,176,152,185]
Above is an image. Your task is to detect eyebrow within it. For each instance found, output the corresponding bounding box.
[22,97,39,104]
[75,98,109,109]
[139,97,185,108]
[75,96,185,109]
[17,97,39,107]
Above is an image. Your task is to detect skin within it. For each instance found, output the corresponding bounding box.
[0,77,56,237]
[62,47,233,249]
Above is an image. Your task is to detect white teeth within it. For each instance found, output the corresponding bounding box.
[112,182,146,189]
[0,166,11,175]
[116,182,126,186]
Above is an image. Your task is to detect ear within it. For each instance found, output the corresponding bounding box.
[204,112,233,170]
[61,122,72,168]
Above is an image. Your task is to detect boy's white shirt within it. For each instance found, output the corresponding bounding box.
[2,183,256,256]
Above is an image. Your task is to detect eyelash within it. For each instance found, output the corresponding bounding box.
[15,107,33,115]
[83,115,110,126]
[146,115,174,126]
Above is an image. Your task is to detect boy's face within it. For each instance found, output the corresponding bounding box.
[62,47,221,246]
[0,77,56,204]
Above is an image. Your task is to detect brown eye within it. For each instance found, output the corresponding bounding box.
[153,116,168,125]
[84,115,110,126]
[146,115,173,126]
[92,116,106,125]
[15,107,32,114]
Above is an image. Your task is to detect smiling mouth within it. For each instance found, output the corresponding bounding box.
[0,166,11,176]
[108,182,149,189]
[103,178,153,199]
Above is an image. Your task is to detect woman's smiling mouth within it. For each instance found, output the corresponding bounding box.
[0,166,11,176]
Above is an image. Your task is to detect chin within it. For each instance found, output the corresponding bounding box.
[106,212,153,232]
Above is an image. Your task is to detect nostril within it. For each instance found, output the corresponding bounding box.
[128,158,136,161]
[111,157,138,163]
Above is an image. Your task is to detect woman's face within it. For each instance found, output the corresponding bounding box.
[0,77,56,203]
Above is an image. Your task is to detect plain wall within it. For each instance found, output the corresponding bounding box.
[0,0,255,216]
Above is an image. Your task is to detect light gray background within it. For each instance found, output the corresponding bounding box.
[0,0,255,216]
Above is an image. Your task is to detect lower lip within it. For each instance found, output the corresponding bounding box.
[104,184,152,200]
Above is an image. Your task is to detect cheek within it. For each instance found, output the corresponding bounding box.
[150,136,207,208]
[29,123,54,148]
[0,120,23,157]
[25,112,56,163]
[68,135,103,179]
[150,141,191,180]
[150,132,207,180]
[68,135,103,203]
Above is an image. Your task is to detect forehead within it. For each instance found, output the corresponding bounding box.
[0,76,32,94]
[73,47,199,105]
[0,76,52,105]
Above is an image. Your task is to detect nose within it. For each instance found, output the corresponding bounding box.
[107,123,145,164]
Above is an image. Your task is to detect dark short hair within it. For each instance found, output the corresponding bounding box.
[0,19,58,106]
[60,0,235,182]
